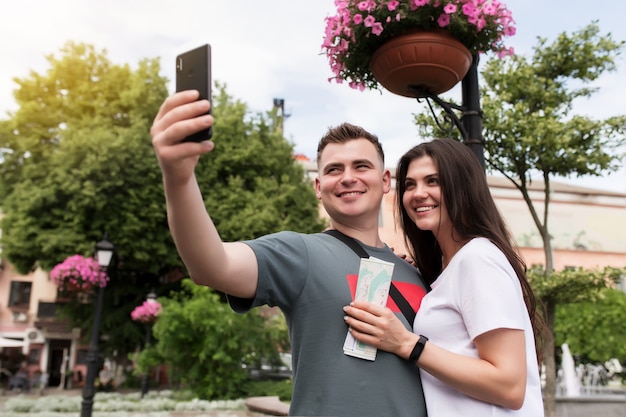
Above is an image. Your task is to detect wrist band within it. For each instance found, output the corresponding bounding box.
[408,335,429,363]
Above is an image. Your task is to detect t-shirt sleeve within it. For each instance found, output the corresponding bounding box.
[455,243,527,340]
[227,231,310,313]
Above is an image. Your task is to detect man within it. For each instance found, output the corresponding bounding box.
[150,90,428,417]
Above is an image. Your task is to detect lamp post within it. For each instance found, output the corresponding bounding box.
[80,234,114,417]
[460,56,485,169]
[413,55,485,171]
[140,290,157,399]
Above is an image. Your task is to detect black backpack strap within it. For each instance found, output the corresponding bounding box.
[324,229,369,258]
[323,229,416,324]
[389,283,416,324]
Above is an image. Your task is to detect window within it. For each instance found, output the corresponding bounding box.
[76,349,89,365]
[8,281,32,308]
[28,348,41,364]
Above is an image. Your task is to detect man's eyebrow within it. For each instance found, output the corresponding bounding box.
[321,162,344,171]
[352,158,374,166]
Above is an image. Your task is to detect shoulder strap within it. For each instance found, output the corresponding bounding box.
[324,229,369,258]
[323,229,416,324]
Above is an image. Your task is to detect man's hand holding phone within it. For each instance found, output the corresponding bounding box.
[150,44,215,185]
[175,44,212,143]
[150,90,215,185]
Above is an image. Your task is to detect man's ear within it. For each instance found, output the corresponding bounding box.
[314,177,322,199]
[382,169,392,194]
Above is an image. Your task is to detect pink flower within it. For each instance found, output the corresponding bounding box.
[412,0,429,9]
[437,13,450,27]
[363,14,376,27]
[322,0,516,91]
[443,3,457,14]
[386,0,400,11]
[131,300,162,323]
[50,255,109,290]
[371,21,384,35]
[357,0,375,11]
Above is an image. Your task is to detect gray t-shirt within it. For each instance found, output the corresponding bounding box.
[230,231,429,417]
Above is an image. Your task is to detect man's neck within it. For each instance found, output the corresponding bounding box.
[328,223,384,248]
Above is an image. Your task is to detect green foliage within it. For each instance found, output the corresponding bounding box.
[529,266,625,305]
[0,42,172,274]
[0,41,174,357]
[555,287,626,364]
[135,279,290,400]
[415,22,626,195]
[0,42,323,368]
[480,22,626,183]
[198,84,325,240]
[242,379,293,402]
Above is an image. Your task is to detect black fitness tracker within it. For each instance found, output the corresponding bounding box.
[409,335,429,363]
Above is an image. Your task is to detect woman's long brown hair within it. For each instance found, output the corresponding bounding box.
[395,138,544,357]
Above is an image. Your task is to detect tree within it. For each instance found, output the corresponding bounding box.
[135,279,290,399]
[0,41,172,273]
[0,42,173,358]
[197,85,326,241]
[554,284,626,365]
[0,42,324,367]
[414,23,626,416]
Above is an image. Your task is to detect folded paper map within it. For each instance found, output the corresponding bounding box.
[343,257,394,361]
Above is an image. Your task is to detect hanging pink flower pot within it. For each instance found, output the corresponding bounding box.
[50,254,108,292]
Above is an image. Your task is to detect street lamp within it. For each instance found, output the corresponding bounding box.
[80,234,114,417]
[140,290,157,398]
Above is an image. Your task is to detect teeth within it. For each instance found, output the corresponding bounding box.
[416,206,434,212]
[341,191,362,197]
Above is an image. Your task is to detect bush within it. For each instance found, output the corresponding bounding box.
[242,379,293,402]
[135,280,290,400]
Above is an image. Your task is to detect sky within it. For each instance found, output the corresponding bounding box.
[1,0,625,193]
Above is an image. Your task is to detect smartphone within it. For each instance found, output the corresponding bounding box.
[175,44,212,142]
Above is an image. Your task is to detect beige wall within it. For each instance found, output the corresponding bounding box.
[0,263,56,336]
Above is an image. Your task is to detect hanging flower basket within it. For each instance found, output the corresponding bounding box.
[131,300,162,324]
[369,29,472,97]
[322,0,516,93]
[50,254,109,292]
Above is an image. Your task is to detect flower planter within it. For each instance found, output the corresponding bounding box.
[131,300,162,323]
[50,254,109,291]
[369,30,472,98]
[65,280,93,292]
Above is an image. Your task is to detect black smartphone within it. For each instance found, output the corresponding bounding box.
[175,44,212,142]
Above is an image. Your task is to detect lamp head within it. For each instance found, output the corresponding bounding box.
[94,233,115,268]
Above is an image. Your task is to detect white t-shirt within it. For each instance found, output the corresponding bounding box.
[414,237,544,417]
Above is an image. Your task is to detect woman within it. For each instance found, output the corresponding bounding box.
[344,138,545,416]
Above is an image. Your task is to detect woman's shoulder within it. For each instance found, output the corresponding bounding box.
[456,238,509,268]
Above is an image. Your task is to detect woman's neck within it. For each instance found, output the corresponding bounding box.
[438,233,469,268]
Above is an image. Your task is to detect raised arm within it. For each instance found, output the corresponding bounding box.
[150,91,258,298]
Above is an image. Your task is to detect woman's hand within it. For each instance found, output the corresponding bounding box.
[391,247,416,266]
[343,300,418,360]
